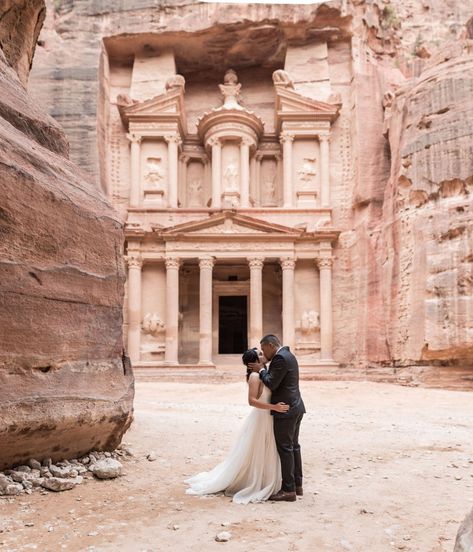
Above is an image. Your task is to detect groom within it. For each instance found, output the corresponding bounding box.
[250,334,305,502]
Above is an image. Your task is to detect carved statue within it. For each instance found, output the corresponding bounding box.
[219,69,242,109]
[142,313,165,337]
[224,162,239,191]
[300,310,320,333]
[272,69,294,89]
[262,165,277,202]
[297,158,317,188]
[144,157,165,188]
[188,178,203,207]
[116,93,136,107]
[165,74,186,92]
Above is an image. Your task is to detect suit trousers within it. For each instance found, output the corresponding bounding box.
[273,412,303,492]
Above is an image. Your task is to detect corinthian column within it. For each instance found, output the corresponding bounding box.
[125,254,142,363]
[199,256,214,365]
[280,132,294,208]
[165,257,180,365]
[248,257,264,347]
[165,134,181,208]
[180,153,190,205]
[317,256,333,359]
[319,134,331,208]
[127,133,142,207]
[210,138,222,208]
[280,257,296,351]
[240,138,251,208]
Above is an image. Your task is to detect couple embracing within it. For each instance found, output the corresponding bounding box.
[186,334,305,504]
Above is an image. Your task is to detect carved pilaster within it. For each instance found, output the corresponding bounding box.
[280,132,295,208]
[280,256,295,349]
[316,254,334,360]
[319,133,331,208]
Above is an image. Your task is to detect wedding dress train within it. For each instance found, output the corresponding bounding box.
[185,385,281,504]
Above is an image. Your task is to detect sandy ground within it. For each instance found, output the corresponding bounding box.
[1,380,473,552]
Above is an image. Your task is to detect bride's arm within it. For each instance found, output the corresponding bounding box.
[247,373,289,412]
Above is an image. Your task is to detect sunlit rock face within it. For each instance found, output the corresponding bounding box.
[28,0,473,386]
[381,44,473,367]
[0,0,134,470]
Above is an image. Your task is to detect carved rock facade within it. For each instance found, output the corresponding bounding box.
[28,0,473,384]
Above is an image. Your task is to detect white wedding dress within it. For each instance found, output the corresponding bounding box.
[185,383,282,504]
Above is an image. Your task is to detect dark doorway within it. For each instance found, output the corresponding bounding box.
[218,296,248,354]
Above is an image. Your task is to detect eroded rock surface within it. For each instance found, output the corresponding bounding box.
[454,507,473,552]
[27,0,473,384]
[0,0,134,470]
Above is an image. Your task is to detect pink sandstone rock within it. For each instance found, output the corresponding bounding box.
[0,0,134,470]
[25,0,473,386]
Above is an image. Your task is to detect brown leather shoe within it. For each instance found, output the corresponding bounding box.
[296,486,303,496]
[269,490,297,502]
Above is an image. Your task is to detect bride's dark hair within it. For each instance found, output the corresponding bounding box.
[242,348,259,381]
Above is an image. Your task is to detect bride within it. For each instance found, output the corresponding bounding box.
[185,348,289,504]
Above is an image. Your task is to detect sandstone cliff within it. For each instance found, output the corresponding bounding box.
[27,0,473,385]
[0,0,134,470]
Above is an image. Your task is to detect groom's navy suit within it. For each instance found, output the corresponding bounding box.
[259,346,305,493]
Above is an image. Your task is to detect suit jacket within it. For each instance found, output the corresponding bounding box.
[259,346,306,418]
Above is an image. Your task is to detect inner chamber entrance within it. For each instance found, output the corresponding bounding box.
[218,296,248,354]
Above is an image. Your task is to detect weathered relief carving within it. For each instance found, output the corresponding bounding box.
[142,313,166,336]
[223,162,239,191]
[165,74,185,91]
[272,69,294,89]
[143,157,165,189]
[262,163,278,206]
[300,309,320,332]
[188,178,203,207]
[297,158,317,189]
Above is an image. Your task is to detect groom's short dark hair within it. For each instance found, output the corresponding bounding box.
[260,334,281,348]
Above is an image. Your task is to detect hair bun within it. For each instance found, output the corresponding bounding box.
[242,347,258,366]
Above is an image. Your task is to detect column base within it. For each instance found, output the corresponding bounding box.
[163,360,179,366]
[198,361,216,368]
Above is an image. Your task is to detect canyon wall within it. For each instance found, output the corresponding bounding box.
[28,0,473,384]
[0,0,134,469]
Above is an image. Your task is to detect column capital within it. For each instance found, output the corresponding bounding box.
[280,257,296,270]
[180,153,191,164]
[255,151,264,162]
[125,254,142,268]
[318,133,331,143]
[165,257,181,270]
[248,257,265,269]
[199,256,215,270]
[241,137,252,147]
[279,131,295,144]
[208,137,221,148]
[126,133,142,144]
[317,257,333,269]
[164,134,182,145]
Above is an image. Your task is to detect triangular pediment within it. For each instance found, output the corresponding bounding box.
[275,87,340,131]
[157,211,303,238]
[118,87,187,133]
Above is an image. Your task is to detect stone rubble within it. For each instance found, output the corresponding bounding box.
[0,447,131,496]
